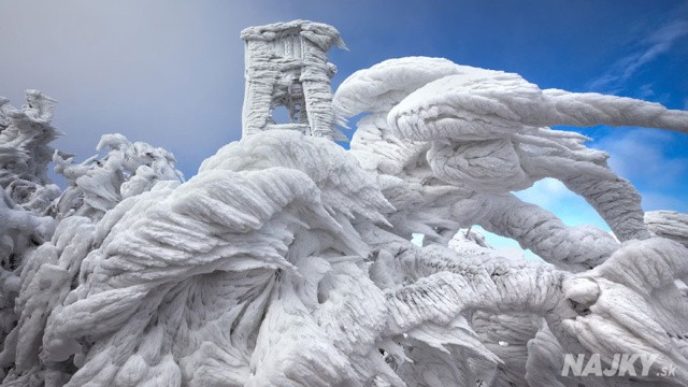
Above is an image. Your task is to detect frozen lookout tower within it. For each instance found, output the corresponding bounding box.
[240,20,346,140]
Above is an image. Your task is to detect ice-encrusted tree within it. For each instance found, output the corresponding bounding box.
[1,20,688,387]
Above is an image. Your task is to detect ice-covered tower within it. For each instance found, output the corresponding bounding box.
[240,20,345,139]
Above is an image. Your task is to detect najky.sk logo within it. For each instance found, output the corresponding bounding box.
[561,353,676,378]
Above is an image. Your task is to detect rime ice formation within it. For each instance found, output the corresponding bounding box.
[3,21,688,387]
[646,211,688,248]
[0,90,61,214]
[51,133,183,220]
[241,20,345,140]
[0,91,183,387]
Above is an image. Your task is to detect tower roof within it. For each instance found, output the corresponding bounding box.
[240,19,346,51]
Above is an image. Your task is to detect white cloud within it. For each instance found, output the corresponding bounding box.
[516,178,574,208]
[471,226,543,262]
[595,129,688,186]
[516,178,609,230]
[593,128,688,212]
[411,233,424,246]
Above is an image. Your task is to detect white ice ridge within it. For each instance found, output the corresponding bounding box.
[2,28,688,386]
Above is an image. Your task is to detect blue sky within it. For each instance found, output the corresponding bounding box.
[1,0,687,250]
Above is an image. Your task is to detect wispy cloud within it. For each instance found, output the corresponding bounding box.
[593,128,688,212]
[595,129,688,186]
[587,19,688,92]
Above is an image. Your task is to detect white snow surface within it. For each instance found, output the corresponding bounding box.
[2,48,688,387]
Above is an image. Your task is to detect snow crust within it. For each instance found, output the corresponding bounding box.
[2,26,688,387]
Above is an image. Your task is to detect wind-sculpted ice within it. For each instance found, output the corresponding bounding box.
[646,211,688,248]
[0,90,61,213]
[2,37,688,387]
[0,91,184,386]
[52,133,183,220]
